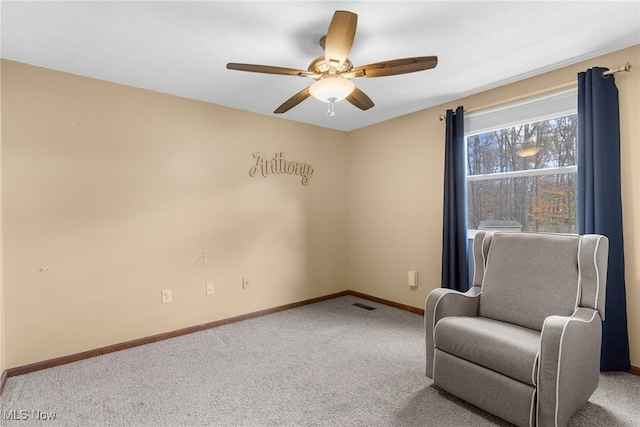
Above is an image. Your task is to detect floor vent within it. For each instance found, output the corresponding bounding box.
[352,302,377,311]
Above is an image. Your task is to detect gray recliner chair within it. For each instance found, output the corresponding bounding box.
[425,231,609,427]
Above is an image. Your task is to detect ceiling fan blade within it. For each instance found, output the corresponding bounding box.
[227,63,314,77]
[346,87,375,111]
[324,11,358,66]
[274,87,311,114]
[350,56,438,78]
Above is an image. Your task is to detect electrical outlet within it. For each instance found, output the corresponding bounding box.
[242,277,250,289]
[206,282,215,296]
[162,289,172,304]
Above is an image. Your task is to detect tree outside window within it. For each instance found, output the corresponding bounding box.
[466,114,577,233]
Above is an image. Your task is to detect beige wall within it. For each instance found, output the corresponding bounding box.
[1,60,348,367]
[1,44,638,371]
[347,45,640,367]
[347,110,444,307]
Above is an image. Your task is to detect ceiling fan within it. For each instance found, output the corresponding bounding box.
[226,10,438,116]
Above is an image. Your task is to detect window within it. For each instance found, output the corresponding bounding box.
[465,90,577,234]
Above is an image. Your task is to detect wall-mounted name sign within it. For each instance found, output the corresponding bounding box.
[249,152,314,186]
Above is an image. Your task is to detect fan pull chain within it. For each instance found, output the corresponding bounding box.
[327,97,337,117]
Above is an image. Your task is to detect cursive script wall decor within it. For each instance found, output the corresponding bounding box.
[249,152,314,186]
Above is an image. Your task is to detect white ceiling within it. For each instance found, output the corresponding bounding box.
[1,1,639,132]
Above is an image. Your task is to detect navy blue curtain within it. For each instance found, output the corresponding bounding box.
[577,67,631,371]
[441,106,469,291]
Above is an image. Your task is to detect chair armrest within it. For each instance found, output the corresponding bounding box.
[425,287,481,378]
[537,307,602,426]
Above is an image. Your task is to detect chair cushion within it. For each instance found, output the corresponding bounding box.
[434,316,540,386]
[479,232,580,331]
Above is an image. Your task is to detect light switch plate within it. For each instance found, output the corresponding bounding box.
[408,271,418,288]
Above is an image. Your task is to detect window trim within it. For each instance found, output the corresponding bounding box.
[464,89,577,135]
[467,165,577,182]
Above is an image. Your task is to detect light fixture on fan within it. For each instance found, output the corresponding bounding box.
[309,75,355,116]
[516,140,540,157]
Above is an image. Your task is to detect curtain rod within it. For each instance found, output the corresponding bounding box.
[603,61,633,77]
[439,62,633,121]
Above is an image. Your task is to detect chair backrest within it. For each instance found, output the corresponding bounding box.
[476,231,608,331]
